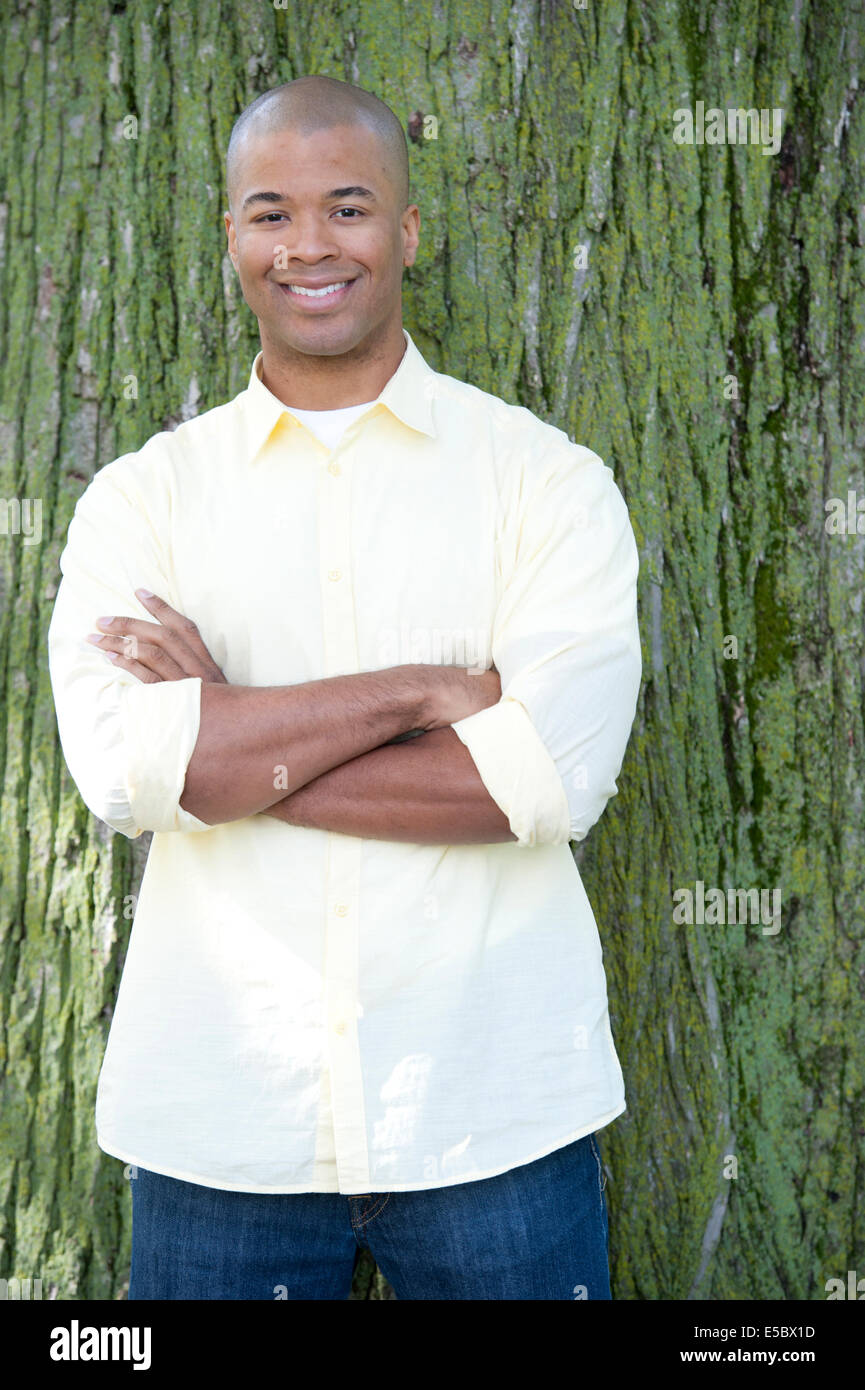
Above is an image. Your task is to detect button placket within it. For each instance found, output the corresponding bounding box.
[317,450,369,1190]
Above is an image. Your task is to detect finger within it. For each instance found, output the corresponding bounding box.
[133,590,223,674]
[95,601,215,680]
[87,632,188,681]
[96,647,162,684]
[95,593,227,683]
[95,611,201,670]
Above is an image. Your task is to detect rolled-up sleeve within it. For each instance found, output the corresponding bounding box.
[451,446,642,848]
[47,459,211,839]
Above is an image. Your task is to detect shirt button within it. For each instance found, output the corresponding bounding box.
[328,461,341,476]
[328,569,341,582]
[334,1020,346,1035]
[335,904,348,916]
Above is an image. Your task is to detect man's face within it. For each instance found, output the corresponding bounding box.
[224,122,419,358]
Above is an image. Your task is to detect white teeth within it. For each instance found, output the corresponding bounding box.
[287,281,349,298]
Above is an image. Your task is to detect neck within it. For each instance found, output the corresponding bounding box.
[259,321,406,410]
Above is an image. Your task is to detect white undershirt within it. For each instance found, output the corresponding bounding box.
[287,400,376,451]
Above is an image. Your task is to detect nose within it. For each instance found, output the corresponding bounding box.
[274,212,342,264]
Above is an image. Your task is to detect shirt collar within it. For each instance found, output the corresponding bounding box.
[242,327,437,464]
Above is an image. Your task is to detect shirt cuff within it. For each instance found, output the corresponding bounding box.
[119,677,212,833]
[450,695,572,848]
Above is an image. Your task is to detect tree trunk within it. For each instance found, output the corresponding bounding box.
[1,0,862,1301]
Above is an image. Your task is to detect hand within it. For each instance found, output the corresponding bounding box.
[421,665,502,731]
[85,589,228,685]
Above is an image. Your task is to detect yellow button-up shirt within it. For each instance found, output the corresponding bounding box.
[46,328,642,1194]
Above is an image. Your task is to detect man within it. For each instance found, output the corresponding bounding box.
[47,74,642,1301]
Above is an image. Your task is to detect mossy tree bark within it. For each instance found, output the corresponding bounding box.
[0,0,862,1300]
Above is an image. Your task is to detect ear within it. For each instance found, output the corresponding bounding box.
[401,204,420,267]
[224,210,239,270]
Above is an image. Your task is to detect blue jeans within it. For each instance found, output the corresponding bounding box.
[128,1131,611,1300]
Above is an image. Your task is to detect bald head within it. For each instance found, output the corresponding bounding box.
[226,75,410,217]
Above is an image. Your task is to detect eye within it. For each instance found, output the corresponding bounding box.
[256,208,366,223]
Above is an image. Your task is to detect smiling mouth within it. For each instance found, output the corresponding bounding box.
[276,278,357,306]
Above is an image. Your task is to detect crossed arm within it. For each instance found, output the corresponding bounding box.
[260,726,513,843]
[86,591,516,845]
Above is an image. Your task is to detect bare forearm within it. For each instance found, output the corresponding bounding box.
[180,666,429,824]
[260,727,517,844]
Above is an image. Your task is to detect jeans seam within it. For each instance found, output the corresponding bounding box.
[589,1133,606,1201]
[351,1192,391,1229]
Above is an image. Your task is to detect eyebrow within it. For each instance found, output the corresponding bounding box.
[242,186,378,212]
